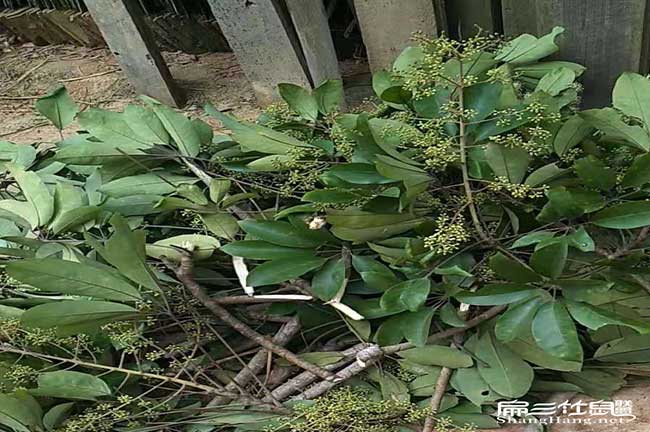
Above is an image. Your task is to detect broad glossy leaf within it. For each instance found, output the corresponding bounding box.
[464,82,502,134]
[123,104,170,144]
[239,220,328,248]
[574,156,616,191]
[621,152,650,188]
[43,402,74,431]
[592,201,650,229]
[485,143,530,183]
[311,257,347,301]
[511,231,555,249]
[209,179,231,204]
[0,392,43,432]
[302,189,359,204]
[246,155,293,172]
[99,173,196,197]
[221,240,312,260]
[31,371,111,400]
[313,79,343,114]
[553,115,592,156]
[408,371,442,397]
[532,302,582,362]
[581,108,650,152]
[378,372,410,402]
[489,252,542,283]
[278,83,319,121]
[524,162,566,186]
[11,165,54,227]
[535,67,575,96]
[7,258,141,301]
[593,333,650,362]
[530,239,567,278]
[566,300,650,334]
[476,331,534,398]
[21,300,138,335]
[246,255,326,287]
[152,104,201,157]
[35,86,78,129]
[495,296,545,342]
[455,284,538,305]
[495,26,563,65]
[399,345,473,368]
[147,234,220,261]
[201,213,239,239]
[77,108,152,149]
[401,308,435,347]
[505,336,582,372]
[450,367,500,407]
[380,278,430,312]
[326,163,394,185]
[613,72,650,128]
[561,369,626,399]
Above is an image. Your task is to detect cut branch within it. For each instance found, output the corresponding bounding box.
[422,366,453,432]
[174,252,335,381]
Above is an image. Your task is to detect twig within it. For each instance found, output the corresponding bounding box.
[291,344,383,400]
[597,226,650,260]
[174,252,335,382]
[211,294,313,305]
[58,69,119,83]
[422,367,453,432]
[3,59,48,91]
[208,316,301,407]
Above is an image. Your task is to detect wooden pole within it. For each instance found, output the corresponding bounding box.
[502,0,649,107]
[285,0,341,87]
[353,0,438,72]
[206,0,312,105]
[83,0,184,107]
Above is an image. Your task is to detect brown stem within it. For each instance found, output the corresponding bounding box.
[174,252,335,381]
[422,367,453,432]
[597,226,650,260]
[208,316,301,407]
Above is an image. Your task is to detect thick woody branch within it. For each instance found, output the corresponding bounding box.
[174,252,335,382]
[422,366,453,432]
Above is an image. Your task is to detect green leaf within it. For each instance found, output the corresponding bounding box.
[524,162,566,186]
[592,201,650,229]
[313,80,343,115]
[380,279,431,313]
[123,104,170,144]
[21,300,138,336]
[152,104,202,157]
[593,333,650,362]
[505,336,582,371]
[450,367,500,407]
[0,391,43,432]
[43,402,75,431]
[613,72,650,128]
[495,296,545,342]
[278,83,319,121]
[311,257,347,301]
[50,206,100,235]
[401,308,435,347]
[535,67,575,96]
[621,152,650,188]
[398,345,473,368]
[209,179,231,204]
[485,143,530,183]
[351,255,399,291]
[495,26,564,65]
[574,156,616,191]
[378,372,410,402]
[532,302,583,362]
[87,214,159,290]
[566,227,595,252]
[581,108,650,152]
[476,332,534,398]
[35,86,78,129]
[302,189,359,204]
[7,258,141,301]
[276,352,344,367]
[553,115,592,156]
[99,173,196,197]
[206,104,312,155]
[489,252,542,283]
[456,284,538,305]
[326,163,394,185]
[246,255,326,287]
[221,241,313,260]
[511,231,555,249]
[530,239,567,278]
[147,234,220,261]
[200,213,239,240]
[246,155,293,172]
[464,82,502,134]
[439,303,466,327]
[566,300,650,334]
[11,165,54,227]
[408,371,442,397]
[30,371,111,400]
[77,108,153,149]
[239,220,328,248]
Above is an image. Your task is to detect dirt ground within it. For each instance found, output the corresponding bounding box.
[0,41,371,144]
